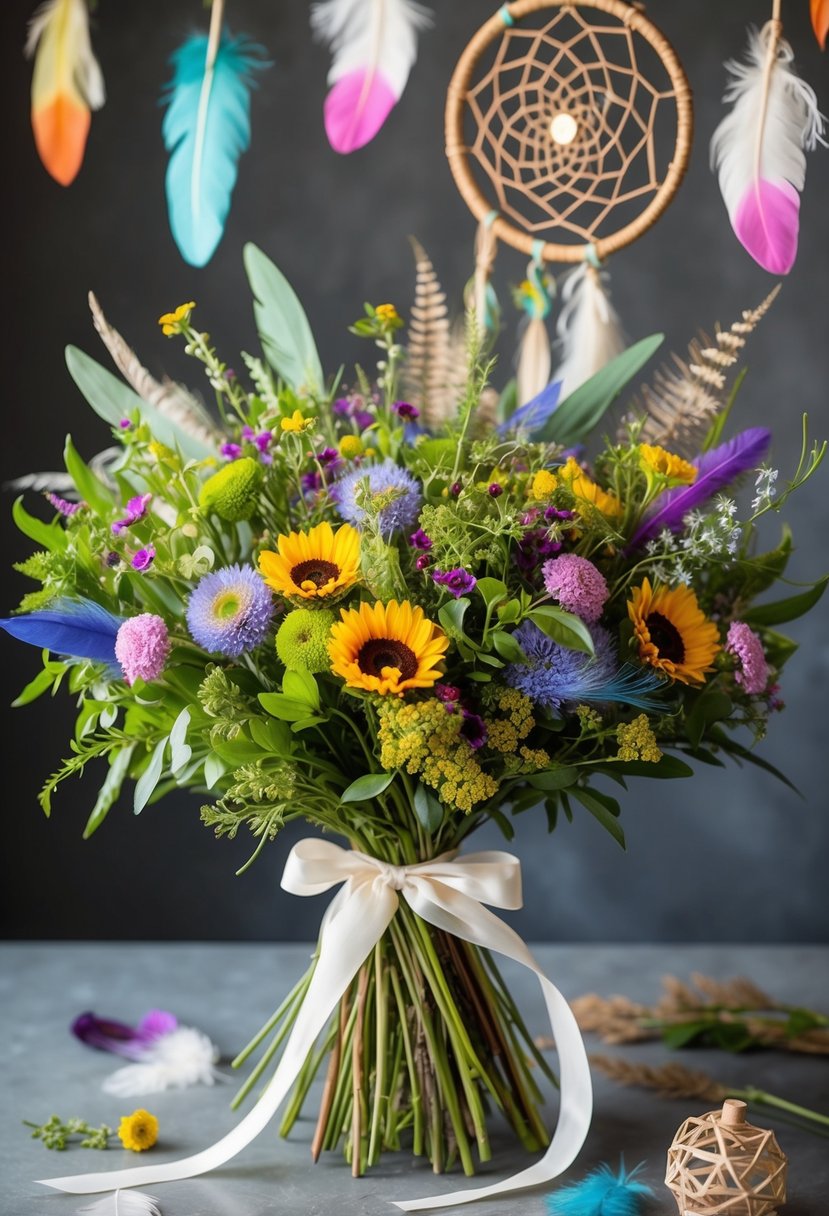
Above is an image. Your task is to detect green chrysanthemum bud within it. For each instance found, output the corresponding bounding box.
[199,457,263,522]
[276,608,335,674]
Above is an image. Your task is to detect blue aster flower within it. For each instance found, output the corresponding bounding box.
[505,622,667,712]
[186,564,274,657]
[331,459,422,537]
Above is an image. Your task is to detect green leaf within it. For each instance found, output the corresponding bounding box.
[341,772,394,803]
[211,735,267,765]
[258,691,315,721]
[528,605,594,655]
[684,688,733,750]
[63,435,115,514]
[496,598,522,625]
[413,438,457,468]
[134,737,168,815]
[438,596,471,641]
[600,755,695,780]
[491,630,525,662]
[736,526,792,599]
[248,716,293,754]
[12,662,58,708]
[661,1021,710,1050]
[12,497,67,552]
[84,745,136,838]
[413,782,443,833]
[283,668,320,710]
[65,346,215,461]
[244,243,324,395]
[760,629,798,670]
[169,707,192,775]
[203,754,226,790]
[707,726,801,795]
[743,575,829,627]
[703,366,748,451]
[476,578,508,607]
[538,334,664,446]
[571,787,626,850]
[527,766,579,791]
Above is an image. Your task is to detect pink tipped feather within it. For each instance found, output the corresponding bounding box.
[710,22,826,274]
[324,69,396,153]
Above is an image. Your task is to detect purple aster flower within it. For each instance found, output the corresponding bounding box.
[726,621,770,695]
[45,492,83,517]
[505,622,665,712]
[317,446,341,469]
[516,528,561,574]
[333,394,373,430]
[415,554,432,571]
[332,459,422,537]
[545,505,575,524]
[433,567,477,598]
[115,614,170,686]
[119,418,134,431]
[461,710,488,750]
[131,547,155,572]
[72,1009,178,1060]
[112,493,152,535]
[409,528,433,551]
[186,564,274,657]
[394,401,420,421]
[221,442,243,460]
[542,554,609,624]
[301,470,322,494]
[488,483,503,498]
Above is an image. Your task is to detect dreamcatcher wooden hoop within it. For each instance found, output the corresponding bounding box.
[445,0,694,264]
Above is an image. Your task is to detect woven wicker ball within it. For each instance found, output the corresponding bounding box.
[665,1099,787,1215]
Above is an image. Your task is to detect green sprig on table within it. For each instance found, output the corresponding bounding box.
[24,1114,114,1151]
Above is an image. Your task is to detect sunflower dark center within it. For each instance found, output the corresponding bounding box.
[357,638,418,680]
[291,559,340,588]
[646,611,685,664]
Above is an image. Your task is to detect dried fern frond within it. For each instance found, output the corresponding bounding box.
[402,238,456,429]
[626,287,780,456]
[88,292,219,446]
[591,1054,727,1103]
[571,994,652,1044]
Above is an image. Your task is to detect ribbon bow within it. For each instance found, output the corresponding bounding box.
[40,839,592,1210]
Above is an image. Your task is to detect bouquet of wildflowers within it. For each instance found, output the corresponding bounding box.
[3,245,826,1182]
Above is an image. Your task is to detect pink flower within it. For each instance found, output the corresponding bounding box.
[726,621,769,695]
[112,493,152,535]
[542,554,609,623]
[115,614,170,686]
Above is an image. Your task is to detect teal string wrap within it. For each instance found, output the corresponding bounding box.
[582,243,602,270]
[498,4,515,27]
[517,243,554,322]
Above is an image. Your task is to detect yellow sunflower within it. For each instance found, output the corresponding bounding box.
[560,457,623,519]
[329,600,449,695]
[628,578,720,686]
[639,443,697,485]
[258,522,360,602]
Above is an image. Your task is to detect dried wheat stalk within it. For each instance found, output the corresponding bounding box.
[626,288,780,456]
[591,1054,727,1103]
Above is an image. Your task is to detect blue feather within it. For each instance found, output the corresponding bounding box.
[0,598,123,664]
[162,32,267,268]
[498,380,562,436]
[547,1162,653,1216]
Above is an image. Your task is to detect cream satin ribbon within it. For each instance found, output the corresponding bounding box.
[40,839,593,1209]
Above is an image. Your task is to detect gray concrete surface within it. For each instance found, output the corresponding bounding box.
[2,943,828,1214]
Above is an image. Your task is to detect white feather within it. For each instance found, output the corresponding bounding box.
[5,448,121,494]
[516,315,552,408]
[102,1026,221,1097]
[710,23,825,221]
[552,263,625,398]
[311,0,431,97]
[26,0,105,110]
[78,1190,162,1216]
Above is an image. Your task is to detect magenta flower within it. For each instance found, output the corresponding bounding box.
[517,528,561,574]
[112,493,152,535]
[131,547,155,572]
[542,554,609,623]
[726,621,770,695]
[45,492,83,517]
[394,401,420,420]
[488,483,503,498]
[433,568,477,597]
[220,442,243,460]
[115,614,170,686]
[317,446,341,469]
[461,710,488,750]
[450,482,462,497]
[435,683,461,704]
[119,418,134,431]
[415,554,432,571]
[72,1009,178,1060]
[409,528,432,551]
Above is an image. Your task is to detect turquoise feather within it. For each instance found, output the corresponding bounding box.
[547,1162,653,1216]
[162,32,267,268]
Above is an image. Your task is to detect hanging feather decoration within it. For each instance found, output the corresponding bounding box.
[812,0,829,50]
[311,0,432,154]
[102,1026,221,1097]
[546,1161,653,1216]
[710,20,826,275]
[26,0,104,186]
[79,1191,162,1216]
[162,1,267,267]
[552,261,625,400]
[403,238,455,427]
[629,289,779,458]
[0,598,123,664]
[514,259,554,408]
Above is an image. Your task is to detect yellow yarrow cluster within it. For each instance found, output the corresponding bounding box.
[616,714,662,763]
[485,687,535,753]
[377,699,497,814]
[530,469,558,501]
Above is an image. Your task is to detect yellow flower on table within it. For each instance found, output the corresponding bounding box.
[560,457,623,520]
[639,443,697,485]
[259,522,360,602]
[118,1108,158,1152]
[627,578,720,686]
[158,302,195,336]
[530,469,558,501]
[329,599,448,696]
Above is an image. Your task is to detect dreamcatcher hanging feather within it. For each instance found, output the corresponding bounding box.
[445,0,693,404]
[162,0,268,267]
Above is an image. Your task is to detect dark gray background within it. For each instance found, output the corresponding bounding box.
[2,0,827,942]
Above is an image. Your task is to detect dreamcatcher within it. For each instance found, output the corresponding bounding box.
[445,0,693,403]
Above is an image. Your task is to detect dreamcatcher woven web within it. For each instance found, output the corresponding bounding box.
[445,0,693,404]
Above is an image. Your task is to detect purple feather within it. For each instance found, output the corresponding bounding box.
[0,597,124,663]
[72,1009,178,1059]
[630,428,771,549]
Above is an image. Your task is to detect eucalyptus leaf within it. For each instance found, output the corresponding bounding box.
[84,744,136,838]
[204,754,226,790]
[743,575,829,627]
[571,787,626,850]
[527,766,579,791]
[169,707,192,775]
[244,244,324,395]
[528,605,594,655]
[341,772,394,803]
[63,435,115,514]
[134,736,168,815]
[413,783,443,833]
